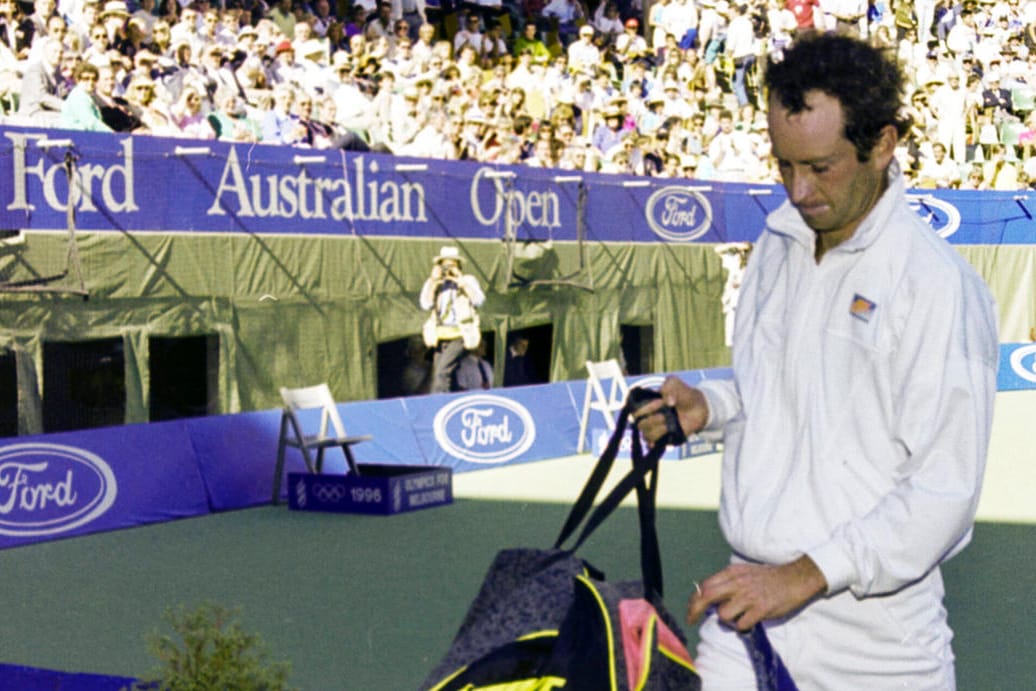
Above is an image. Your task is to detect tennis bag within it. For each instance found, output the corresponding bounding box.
[421,391,697,690]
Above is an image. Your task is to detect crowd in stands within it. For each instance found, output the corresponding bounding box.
[4,0,1036,188]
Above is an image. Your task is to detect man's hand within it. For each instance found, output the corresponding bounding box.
[687,555,828,631]
[633,375,709,447]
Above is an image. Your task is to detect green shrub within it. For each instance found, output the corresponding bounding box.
[133,603,295,691]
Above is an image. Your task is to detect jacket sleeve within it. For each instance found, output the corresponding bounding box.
[695,376,741,438]
[418,277,437,311]
[460,275,485,307]
[808,271,998,597]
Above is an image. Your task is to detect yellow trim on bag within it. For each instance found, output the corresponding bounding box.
[427,631,561,691]
[517,630,559,641]
[429,665,469,691]
[575,574,618,691]
[632,613,658,691]
[658,644,698,673]
[457,678,567,690]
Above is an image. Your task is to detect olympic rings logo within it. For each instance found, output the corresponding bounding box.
[313,484,347,502]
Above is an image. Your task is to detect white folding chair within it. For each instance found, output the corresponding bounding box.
[272,383,372,504]
[577,359,630,453]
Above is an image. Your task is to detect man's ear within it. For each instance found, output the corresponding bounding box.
[871,124,898,169]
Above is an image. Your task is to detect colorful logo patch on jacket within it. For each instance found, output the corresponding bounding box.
[850,294,876,322]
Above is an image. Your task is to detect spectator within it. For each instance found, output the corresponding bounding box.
[1,0,35,61]
[591,102,626,154]
[982,70,1013,115]
[16,36,66,126]
[592,1,625,44]
[512,22,550,63]
[917,140,963,186]
[266,0,295,39]
[261,84,307,144]
[503,333,535,386]
[453,341,493,391]
[615,17,649,62]
[400,335,430,395]
[170,84,214,138]
[310,0,337,38]
[931,70,968,163]
[708,107,756,179]
[567,23,599,74]
[453,12,484,53]
[542,0,586,46]
[124,71,175,134]
[94,64,142,131]
[662,0,698,50]
[365,1,394,43]
[984,142,1019,188]
[391,0,426,41]
[206,89,258,141]
[59,60,112,130]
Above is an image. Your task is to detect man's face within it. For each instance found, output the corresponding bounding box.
[44,39,64,66]
[767,90,893,248]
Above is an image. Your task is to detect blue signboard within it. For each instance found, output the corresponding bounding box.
[1,126,1032,244]
[997,342,1036,391]
[0,423,209,550]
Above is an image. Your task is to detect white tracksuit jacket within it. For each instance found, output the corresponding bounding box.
[696,167,998,686]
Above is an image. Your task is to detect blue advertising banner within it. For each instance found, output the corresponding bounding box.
[1,126,1032,245]
[0,663,136,691]
[403,384,582,472]
[0,361,1026,552]
[190,399,425,510]
[997,343,1036,391]
[0,423,209,550]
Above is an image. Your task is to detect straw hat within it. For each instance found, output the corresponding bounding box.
[100,0,130,18]
[434,246,463,265]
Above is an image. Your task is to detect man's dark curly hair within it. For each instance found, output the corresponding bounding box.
[765,34,911,162]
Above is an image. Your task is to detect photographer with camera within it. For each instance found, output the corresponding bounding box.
[419,246,485,393]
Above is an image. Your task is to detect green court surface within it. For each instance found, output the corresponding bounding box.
[0,460,1032,690]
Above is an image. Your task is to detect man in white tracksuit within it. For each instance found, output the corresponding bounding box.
[638,35,998,689]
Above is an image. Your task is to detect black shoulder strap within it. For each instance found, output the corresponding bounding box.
[554,395,666,598]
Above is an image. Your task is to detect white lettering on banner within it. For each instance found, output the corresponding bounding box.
[460,408,513,447]
[409,488,446,507]
[0,443,118,538]
[207,148,428,223]
[469,167,561,229]
[403,473,449,491]
[0,462,77,513]
[645,186,713,241]
[433,395,535,464]
[5,132,137,213]
[660,196,698,226]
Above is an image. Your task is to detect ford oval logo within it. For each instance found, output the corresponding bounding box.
[645,186,713,242]
[907,194,961,238]
[1009,343,1036,384]
[0,443,117,537]
[433,394,535,464]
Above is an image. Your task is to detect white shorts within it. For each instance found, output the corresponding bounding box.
[693,568,956,691]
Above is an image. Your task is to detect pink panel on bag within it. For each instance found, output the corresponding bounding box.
[620,598,696,689]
